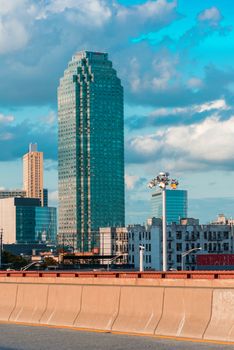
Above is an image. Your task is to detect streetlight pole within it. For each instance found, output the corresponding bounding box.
[181,247,202,271]
[139,245,145,272]
[162,188,167,272]
[148,172,178,272]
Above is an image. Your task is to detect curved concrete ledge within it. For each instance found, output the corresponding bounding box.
[74,285,120,330]
[112,286,163,334]
[204,289,234,342]
[0,283,18,321]
[40,284,82,326]
[0,276,233,343]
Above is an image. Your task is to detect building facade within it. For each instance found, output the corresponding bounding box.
[23,143,44,206]
[0,198,57,244]
[151,189,187,224]
[0,190,26,199]
[58,51,125,252]
[128,216,234,271]
[99,227,128,264]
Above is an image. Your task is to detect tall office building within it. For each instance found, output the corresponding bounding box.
[0,197,57,244]
[58,51,125,251]
[23,143,44,206]
[151,189,188,224]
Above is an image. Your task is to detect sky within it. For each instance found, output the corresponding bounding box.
[0,0,234,224]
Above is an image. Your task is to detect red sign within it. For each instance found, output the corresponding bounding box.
[197,254,234,266]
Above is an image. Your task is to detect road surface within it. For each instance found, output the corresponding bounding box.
[0,324,233,350]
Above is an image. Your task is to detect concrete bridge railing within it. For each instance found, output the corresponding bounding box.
[0,271,234,343]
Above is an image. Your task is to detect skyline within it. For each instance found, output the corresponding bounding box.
[0,0,234,224]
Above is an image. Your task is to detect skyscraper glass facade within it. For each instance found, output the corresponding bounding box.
[152,189,188,224]
[58,51,125,251]
[14,199,57,243]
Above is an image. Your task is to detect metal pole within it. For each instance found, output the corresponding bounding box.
[181,255,184,271]
[162,188,167,271]
[139,248,144,272]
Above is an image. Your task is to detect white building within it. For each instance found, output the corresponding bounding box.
[128,216,234,271]
[99,227,128,264]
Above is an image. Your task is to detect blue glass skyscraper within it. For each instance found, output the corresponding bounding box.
[58,51,125,251]
[151,189,187,224]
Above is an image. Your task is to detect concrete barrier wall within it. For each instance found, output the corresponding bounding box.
[0,277,234,344]
[74,285,120,330]
[40,284,82,326]
[155,288,212,339]
[112,286,164,334]
[0,283,18,321]
[204,289,234,342]
[9,284,48,323]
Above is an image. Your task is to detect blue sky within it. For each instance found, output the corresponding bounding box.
[0,0,234,224]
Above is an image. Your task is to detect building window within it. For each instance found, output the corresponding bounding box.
[224,243,229,251]
[176,243,182,251]
[176,231,182,240]
[177,255,181,263]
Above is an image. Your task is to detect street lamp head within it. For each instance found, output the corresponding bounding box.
[148,182,155,189]
[159,172,167,177]
[159,182,166,189]
[139,245,145,250]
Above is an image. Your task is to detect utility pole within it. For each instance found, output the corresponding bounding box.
[148,172,179,272]
[139,245,145,272]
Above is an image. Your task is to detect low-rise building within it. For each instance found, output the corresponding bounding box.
[128,216,234,271]
[99,227,128,264]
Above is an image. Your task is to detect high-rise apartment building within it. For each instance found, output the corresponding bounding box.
[58,51,125,251]
[23,143,44,206]
[152,189,187,224]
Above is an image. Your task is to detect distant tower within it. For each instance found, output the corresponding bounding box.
[58,51,125,251]
[151,189,188,224]
[23,143,44,206]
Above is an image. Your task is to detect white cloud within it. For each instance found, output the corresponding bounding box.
[166,116,234,162]
[125,174,140,190]
[0,0,38,54]
[187,77,203,89]
[196,99,229,113]
[49,190,58,201]
[150,99,229,117]
[0,113,14,123]
[40,0,112,27]
[0,19,29,54]
[0,0,26,15]
[198,7,222,25]
[127,115,234,170]
[117,0,177,20]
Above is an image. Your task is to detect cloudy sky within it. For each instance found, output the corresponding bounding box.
[0,0,234,224]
